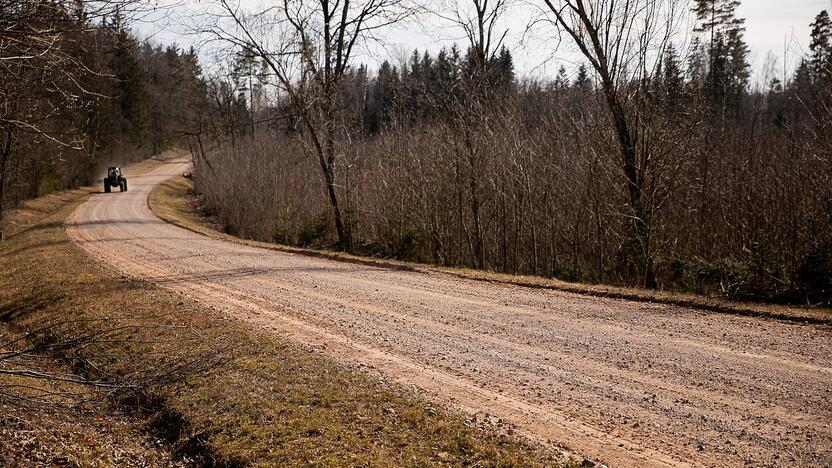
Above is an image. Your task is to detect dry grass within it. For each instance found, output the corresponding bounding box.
[0,325,182,467]
[152,175,832,325]
[1,165,567,466]
[1,188,94,239]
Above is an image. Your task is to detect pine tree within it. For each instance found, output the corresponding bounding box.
[662,44,684,105]
[553,66,569,91]
[573,64,591,91]
[691,0,749,115]
[693,0,744,36]
[809,10,832,80]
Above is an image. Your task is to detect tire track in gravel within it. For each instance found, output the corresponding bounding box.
[66,160,832,467]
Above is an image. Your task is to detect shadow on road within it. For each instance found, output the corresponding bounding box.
[144,265,363,285]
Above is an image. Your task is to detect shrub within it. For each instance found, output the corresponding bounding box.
[298,213,331,246]
[796,241,832,304]
[393,228,430,262]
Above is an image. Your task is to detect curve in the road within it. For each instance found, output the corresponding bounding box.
[66,160,832,467]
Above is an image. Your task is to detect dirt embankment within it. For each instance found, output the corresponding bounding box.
[1,156,564,466]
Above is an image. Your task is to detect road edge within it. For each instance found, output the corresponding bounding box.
[150,173,832,326]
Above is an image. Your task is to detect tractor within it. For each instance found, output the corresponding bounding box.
[104,166,128,193]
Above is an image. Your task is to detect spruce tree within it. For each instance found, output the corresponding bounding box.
[573,64,591,91]
[488,47,515,91]
[662,44,684,105]
[111,12,147,145]
[691,0,749,115]
[810,10,832,80]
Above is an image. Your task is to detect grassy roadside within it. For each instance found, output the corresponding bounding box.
[152,175,832,325]
[0,324,182,466]
[1,170,566,465]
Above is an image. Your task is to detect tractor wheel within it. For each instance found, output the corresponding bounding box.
[120,181,126,192]
[123,179,128,191]
[104,179,111,193]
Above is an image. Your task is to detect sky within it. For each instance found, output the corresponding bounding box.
[738,0,829,82]
[137,0,831,85]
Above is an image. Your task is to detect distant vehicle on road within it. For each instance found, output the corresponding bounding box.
[104,166,127,193]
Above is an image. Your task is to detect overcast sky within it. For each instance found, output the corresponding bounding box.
[740,0,828,76]
[139,0,831,84]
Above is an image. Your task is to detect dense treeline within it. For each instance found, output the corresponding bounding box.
[0,0,203,238]
[6,0,828,304]
[194,1,832,304]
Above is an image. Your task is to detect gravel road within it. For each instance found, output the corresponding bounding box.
[66,160,832,467]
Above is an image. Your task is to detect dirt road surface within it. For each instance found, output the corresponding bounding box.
[66,160,832,467]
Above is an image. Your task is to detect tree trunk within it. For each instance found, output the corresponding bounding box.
[0,129,12,241]
[499,186,508,272]
[463,132,485,269]
[601,84,654,287]
[527,178,538,276]
[455,156,475,267]
[321,122,349,251]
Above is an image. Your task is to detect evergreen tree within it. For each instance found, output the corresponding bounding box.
[809,10,832,80]
[407,50,422,81]
[404,50,425,121]
[434,49,455,83]
[662,44,684,105]
[421,51,435,85]
[366,60,399,133]
[489,46,515,91]
[111,13,147,144]
[434,47,460,105]
[573,64,591,91]
[725,28,750,101]
[693,0,744,38]
[553,66,569,91]
[692,0,749,115]
[687,38,708,89]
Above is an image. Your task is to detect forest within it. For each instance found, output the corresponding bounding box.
[3,0,831,304]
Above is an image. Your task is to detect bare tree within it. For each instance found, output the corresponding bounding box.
[438,0,510,69]
[200,0,419,250]
[1,0,86,239]
[429,0,513,268]
[538,0,682,286]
